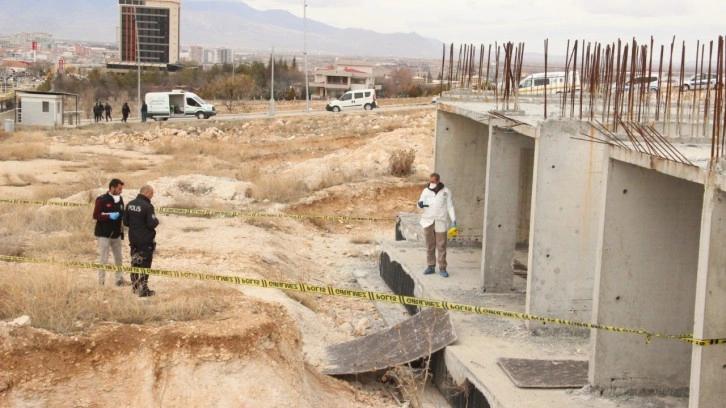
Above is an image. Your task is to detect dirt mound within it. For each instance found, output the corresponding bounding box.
[0,293,384,407]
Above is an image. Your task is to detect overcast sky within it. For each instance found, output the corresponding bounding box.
[239,0,725,55]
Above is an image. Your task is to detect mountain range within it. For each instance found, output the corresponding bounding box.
[0,0,443,58]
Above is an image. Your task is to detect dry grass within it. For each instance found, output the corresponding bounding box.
[0,265,229,334]
[32,183,77,200]
[50,151,86,162]
[0,133,49,161]
[2,172,39,187]
[389,148,416,177]
[249,176,310,203]
[154,137,239,161]
[381,365,431,408]
[3,206,96,257]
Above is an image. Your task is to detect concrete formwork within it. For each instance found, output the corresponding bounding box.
[433,110,489,242]
[525,120,607,333]
[382,100,726,406]
[689,183,726,408]
[481,127,534,292]
[590,156,702,391]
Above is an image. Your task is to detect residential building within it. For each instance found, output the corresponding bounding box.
[113,0,181,70]
[311,59,377,99]
[214,48,232,65]
[189,45,203,63]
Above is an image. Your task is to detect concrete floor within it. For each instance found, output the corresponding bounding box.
[362,237,688,408]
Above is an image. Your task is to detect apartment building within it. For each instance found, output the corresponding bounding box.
[114,0,181,69]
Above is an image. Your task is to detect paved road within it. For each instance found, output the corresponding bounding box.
[73,102,435,126]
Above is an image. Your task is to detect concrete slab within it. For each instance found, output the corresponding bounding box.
[377,240,688,408]
[497,358,588,388]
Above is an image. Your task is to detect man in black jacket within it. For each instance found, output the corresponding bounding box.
[123,185,159,297]
[93,178,127,286]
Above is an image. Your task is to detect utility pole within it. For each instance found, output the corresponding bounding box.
[304,0,310,112]
[135,8,141,119]
[269,47,275,117]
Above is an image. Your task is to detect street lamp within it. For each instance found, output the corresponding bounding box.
[135,9,141,119]
[269,47,275,117]
[303,0,309,112]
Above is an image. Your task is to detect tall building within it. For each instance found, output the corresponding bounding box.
[117,0,180,67]
[189,45,204,64]
[214,48,232,65]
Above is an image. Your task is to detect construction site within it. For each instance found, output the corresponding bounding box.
[1,35,725,408]
[380,37,726,407]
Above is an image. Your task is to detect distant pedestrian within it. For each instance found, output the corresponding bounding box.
[105,102,112,122]
[93,102,102,123]
[141,101,148,122]
[121,102,130,123]
[123,185,159,297]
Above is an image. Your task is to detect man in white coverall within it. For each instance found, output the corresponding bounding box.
[417,172,457,277]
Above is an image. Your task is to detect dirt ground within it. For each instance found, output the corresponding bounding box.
[0,105,450,407]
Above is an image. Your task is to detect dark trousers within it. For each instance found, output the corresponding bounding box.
[130,243,154,292]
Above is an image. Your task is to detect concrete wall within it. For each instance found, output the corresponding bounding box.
[689,185,726,408]
[590,159,702,390]
[526,121,607,333]
[434,110,488,243]
[481,128,534,292]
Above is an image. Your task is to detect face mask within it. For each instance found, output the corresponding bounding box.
[429,183,438,189]
[112,194,121,203]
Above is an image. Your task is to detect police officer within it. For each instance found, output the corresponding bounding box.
[123,185,159,297]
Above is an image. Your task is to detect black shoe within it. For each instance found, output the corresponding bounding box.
[139,289,156,297]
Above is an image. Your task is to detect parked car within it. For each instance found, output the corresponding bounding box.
[325,89,377,112]
[622,75,660,93]
[682,73,720,90]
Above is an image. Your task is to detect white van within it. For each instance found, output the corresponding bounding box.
[325,89,377,112]
[145,90,216,121]
[518,72,581,94]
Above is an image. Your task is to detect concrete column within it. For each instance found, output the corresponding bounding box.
[481,128,534,292]
[590,160,702,391]
[433,111,488,242]
[689,183,726,408]
[526,121,606,333]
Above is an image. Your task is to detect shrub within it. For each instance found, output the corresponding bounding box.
[388,148,416,177]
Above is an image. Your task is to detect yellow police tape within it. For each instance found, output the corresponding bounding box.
[0,199,395,222]
[1,254,723,346]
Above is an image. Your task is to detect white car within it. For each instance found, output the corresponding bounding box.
[325,89,377,112]
[682,73,720,90]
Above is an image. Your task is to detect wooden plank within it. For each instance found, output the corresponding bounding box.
[323,308,457,375]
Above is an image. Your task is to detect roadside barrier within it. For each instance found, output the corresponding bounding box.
[1,254,723,346]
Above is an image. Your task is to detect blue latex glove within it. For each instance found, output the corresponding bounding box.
[109,212,120,220]
[417,201,424,209]
[451,221,457,228]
